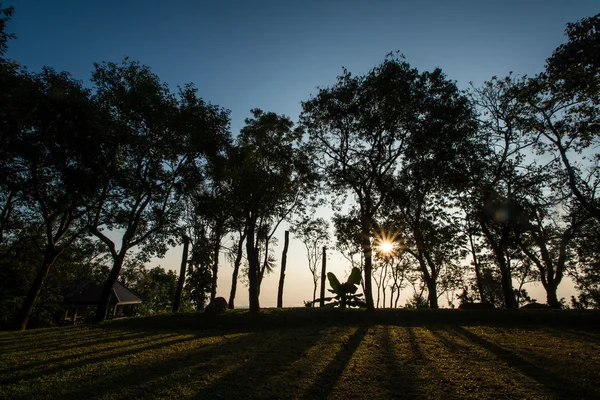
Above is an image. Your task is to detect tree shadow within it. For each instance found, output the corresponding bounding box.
[172,327,329,399]
[49,332,256,400]
[453,326,596,399]
[1,332,192,387]
[300,326,369,399]
[0,328,108,354]
[379,325,421,399]
[0,331,172,380]
[541,326,600,344]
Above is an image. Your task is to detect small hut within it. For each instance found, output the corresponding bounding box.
[64,281,142,323]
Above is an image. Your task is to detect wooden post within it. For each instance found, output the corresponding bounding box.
[277,230,290,308]
[320,246,327,307]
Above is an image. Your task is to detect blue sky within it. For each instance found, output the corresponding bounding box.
[6,1,599,134]
[5,1,599,307]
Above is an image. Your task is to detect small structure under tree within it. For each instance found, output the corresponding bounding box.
[64,281,142,323]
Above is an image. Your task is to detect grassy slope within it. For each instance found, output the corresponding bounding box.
[1,308,600,400]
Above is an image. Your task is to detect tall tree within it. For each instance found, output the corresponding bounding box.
[172,235,189,313]
[89,60,229,322]
[230,109,314,313]
[301,53,476,310]
[518,14,600,223]
[276,230,290,308]
[291,217,329,304]
[4,67,107,329]
[467,75,539,308]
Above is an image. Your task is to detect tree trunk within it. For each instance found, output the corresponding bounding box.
[15,248,57,330]
[228,230,246,309]
[543,280,561,308]
[246,218,260,313]
[498,256,516,309]
[172,235,190,313]
[360,222,375,311]
[425,277,439,309]
[467,225,486,303]
[210,226,222,302]
[277,230,289,308]
[382,263,388,309]
[479,220,516,309]
[319,246,327,307]
[376,269,383,308]
[95,253,126,322]
[257,234,271,297]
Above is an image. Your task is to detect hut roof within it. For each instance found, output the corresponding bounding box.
[66,281,142,305]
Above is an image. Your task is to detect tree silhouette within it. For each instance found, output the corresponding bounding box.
[3,67,107,329]
[230,109,310,313]
[88,60,229,322]
[302,53,476,310]
[291,217,329,305]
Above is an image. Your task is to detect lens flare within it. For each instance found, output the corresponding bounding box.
[380,241,394,253]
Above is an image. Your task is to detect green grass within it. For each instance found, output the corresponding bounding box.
[1,308,600,399]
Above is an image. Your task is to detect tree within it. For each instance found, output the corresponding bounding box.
[121,263,179,315]
[517,14,600,223]
[291,217,329,304]
[467,75,539,308]
[0,3,15,59]
[276,230,290,308]
[384,145,472,309]
[172,235,189,313]
[569,212,600,308]
[230,109,313,313]
[227,222,247,309]
[88,60,229,322]
[302,53,476,310]
[3,67,108,330]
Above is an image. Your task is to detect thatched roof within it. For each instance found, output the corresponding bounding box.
[65,281,142,305]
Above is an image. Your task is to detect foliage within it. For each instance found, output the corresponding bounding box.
[1,63,110,329]
[302,52,477,310]
[121,263,182,315]
[0,2,15,58]
[311,267,365,309]
[230,108,315,312]
[0,234,108,329]
[291,217,329,303]
[88,59,230,321]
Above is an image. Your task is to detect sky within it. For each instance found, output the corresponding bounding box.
[5,0,599,307]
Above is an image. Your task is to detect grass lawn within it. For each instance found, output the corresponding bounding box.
[1,308,600,399]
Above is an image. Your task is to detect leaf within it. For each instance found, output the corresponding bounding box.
[347,267,362,286]
[327,272,341,294]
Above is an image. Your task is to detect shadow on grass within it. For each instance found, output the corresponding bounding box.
[0,327,107,354]
[185,328,332,399]
[62,332,258,400]
[380,325,421,399]
[542,326,600,344]
[1,332,191,387]
[453,326,596,399]
[299,326,368,399]
[0,331,172,380]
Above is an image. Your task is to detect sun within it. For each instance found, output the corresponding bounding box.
[379,241,394,254]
